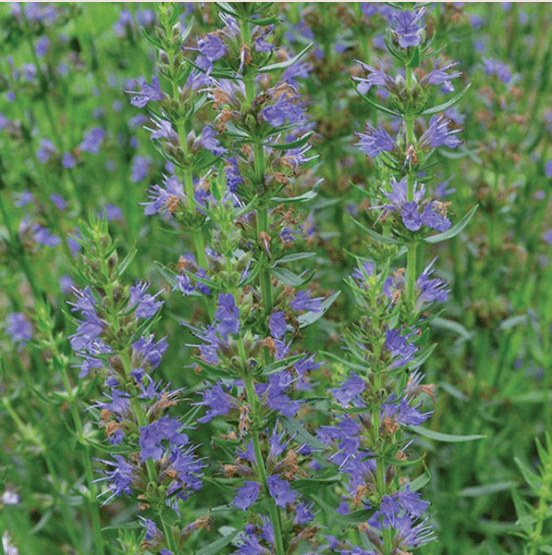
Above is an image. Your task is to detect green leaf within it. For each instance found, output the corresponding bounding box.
[424,204,478,244]
[264,132,313,150]
[297,291,340,328]
[259,42,312,72]
[273,252,316,265]
[195,527,242,555]
[498,314,527,330]
[420,83,472,115]
[271,267,313,287]
[351,218,402,245]
[117,248,137,277]
[281,417,330,451]
[511,487,533,535]
[355,88,401,117]
[311,495,371,524]
[515,456,542,491]
[459,481,515,497]
[292,476,340,494]
[430,317,474,342]
[270,185,320,204]
[408,426,486,442]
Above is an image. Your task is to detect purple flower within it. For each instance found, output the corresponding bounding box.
[294,503,315,524]
[266,475,297,508]
[381,393,431,426]
[128,281,164,319]
[356,123,397,158]
[232,481,261,511]
[130,155,152,182]
[34,35,50,57]
[225,156,243,194]
[36,139,57,163]
[139,416,188,462]
[196,34,227,74]
[201,126,227,156]
[14,190,34,207]
[62,152,76,168]
[50,193,67,210]
[392,8,425,49]
[79,127,105,154]
[262,91,306,128]
[385,328,417,368]
[545,160,552,178]
[95,455,136,502]
[421,60,462,89]
[142,175,184,216]
[331,373,366,406]
[416,258,450,303]
[6,313,33,346]
[269,311,287,339]
[127,76,164,108]
[215,293,240,337]
[420,115,461,149]
[353,61,397,95]
[194,382,234,423]
[482,58,512,84]
[33,225,61,247]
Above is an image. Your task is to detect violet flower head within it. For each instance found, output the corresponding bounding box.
[142,175,184,216]
[267,475,297,508]
[194,382,234,424]
[34,35,50,57]
[262,90,306,128]
[385,328,417,369]
[353,61,397,95]
[79,127,105,154]
[215,293,240,337]
[416,258,450,303]
[232,481,261,511]
[95,455,136,502]
[128,281,164,319]
[196,34,226,74]
[6,313,33,346]
[269,311,287,339]
[356,123,397,158]
[420,115,461,150]
[225,156,243,194]
[127,76,164,108]
[392,8,425,49]
[201,125,227,156]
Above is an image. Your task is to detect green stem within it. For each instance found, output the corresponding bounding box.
[407,242,417,303]
[375,457,393,555]
[56,352,106,555]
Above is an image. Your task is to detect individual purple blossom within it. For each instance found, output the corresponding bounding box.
[62,152,76,168]
[130,155,152,182]
[421,59,462,91]
[128,281,164,319]
[330,373,366,406]
[6,313,33,346]
[545,160,552,178]
[14,190,35,207]
[420,115,461,149]
[225,156,243,194]
[266,475,297,508]
[482,58,512,84]
[290,290,322,312]
[79,127,105,154]
[269,311,287,339]
[385,328,417,368]
[356,123,397,158]
[196,34,227,74]
[194,382,234,423]
[139,416,188,462]
[215,293,240,337]
[95,455,136,502]
[33,225,61,247]
[416,258,450,303]
[147,114,179,142]
[142,175,184,216]
[201,125,227,156]
[36,139,57,163]
[127,76,164,108]
[34,35,50,57]
[232,481,261,511]
[50,193,67,211]
[381,393,431,426]
[294,502,315,524]
[392,8,425,49]
[261,91,306,128]
[136,9,154,27]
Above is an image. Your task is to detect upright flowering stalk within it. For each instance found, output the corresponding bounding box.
[327,3,477,553]
[68,218,205,554]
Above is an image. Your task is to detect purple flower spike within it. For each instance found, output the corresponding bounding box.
[262,91,306,128]
[416,258,450,303]
[420,115,461,150]
[269,311,287,339]
[267,475,297,508]
[215,293,240,337]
